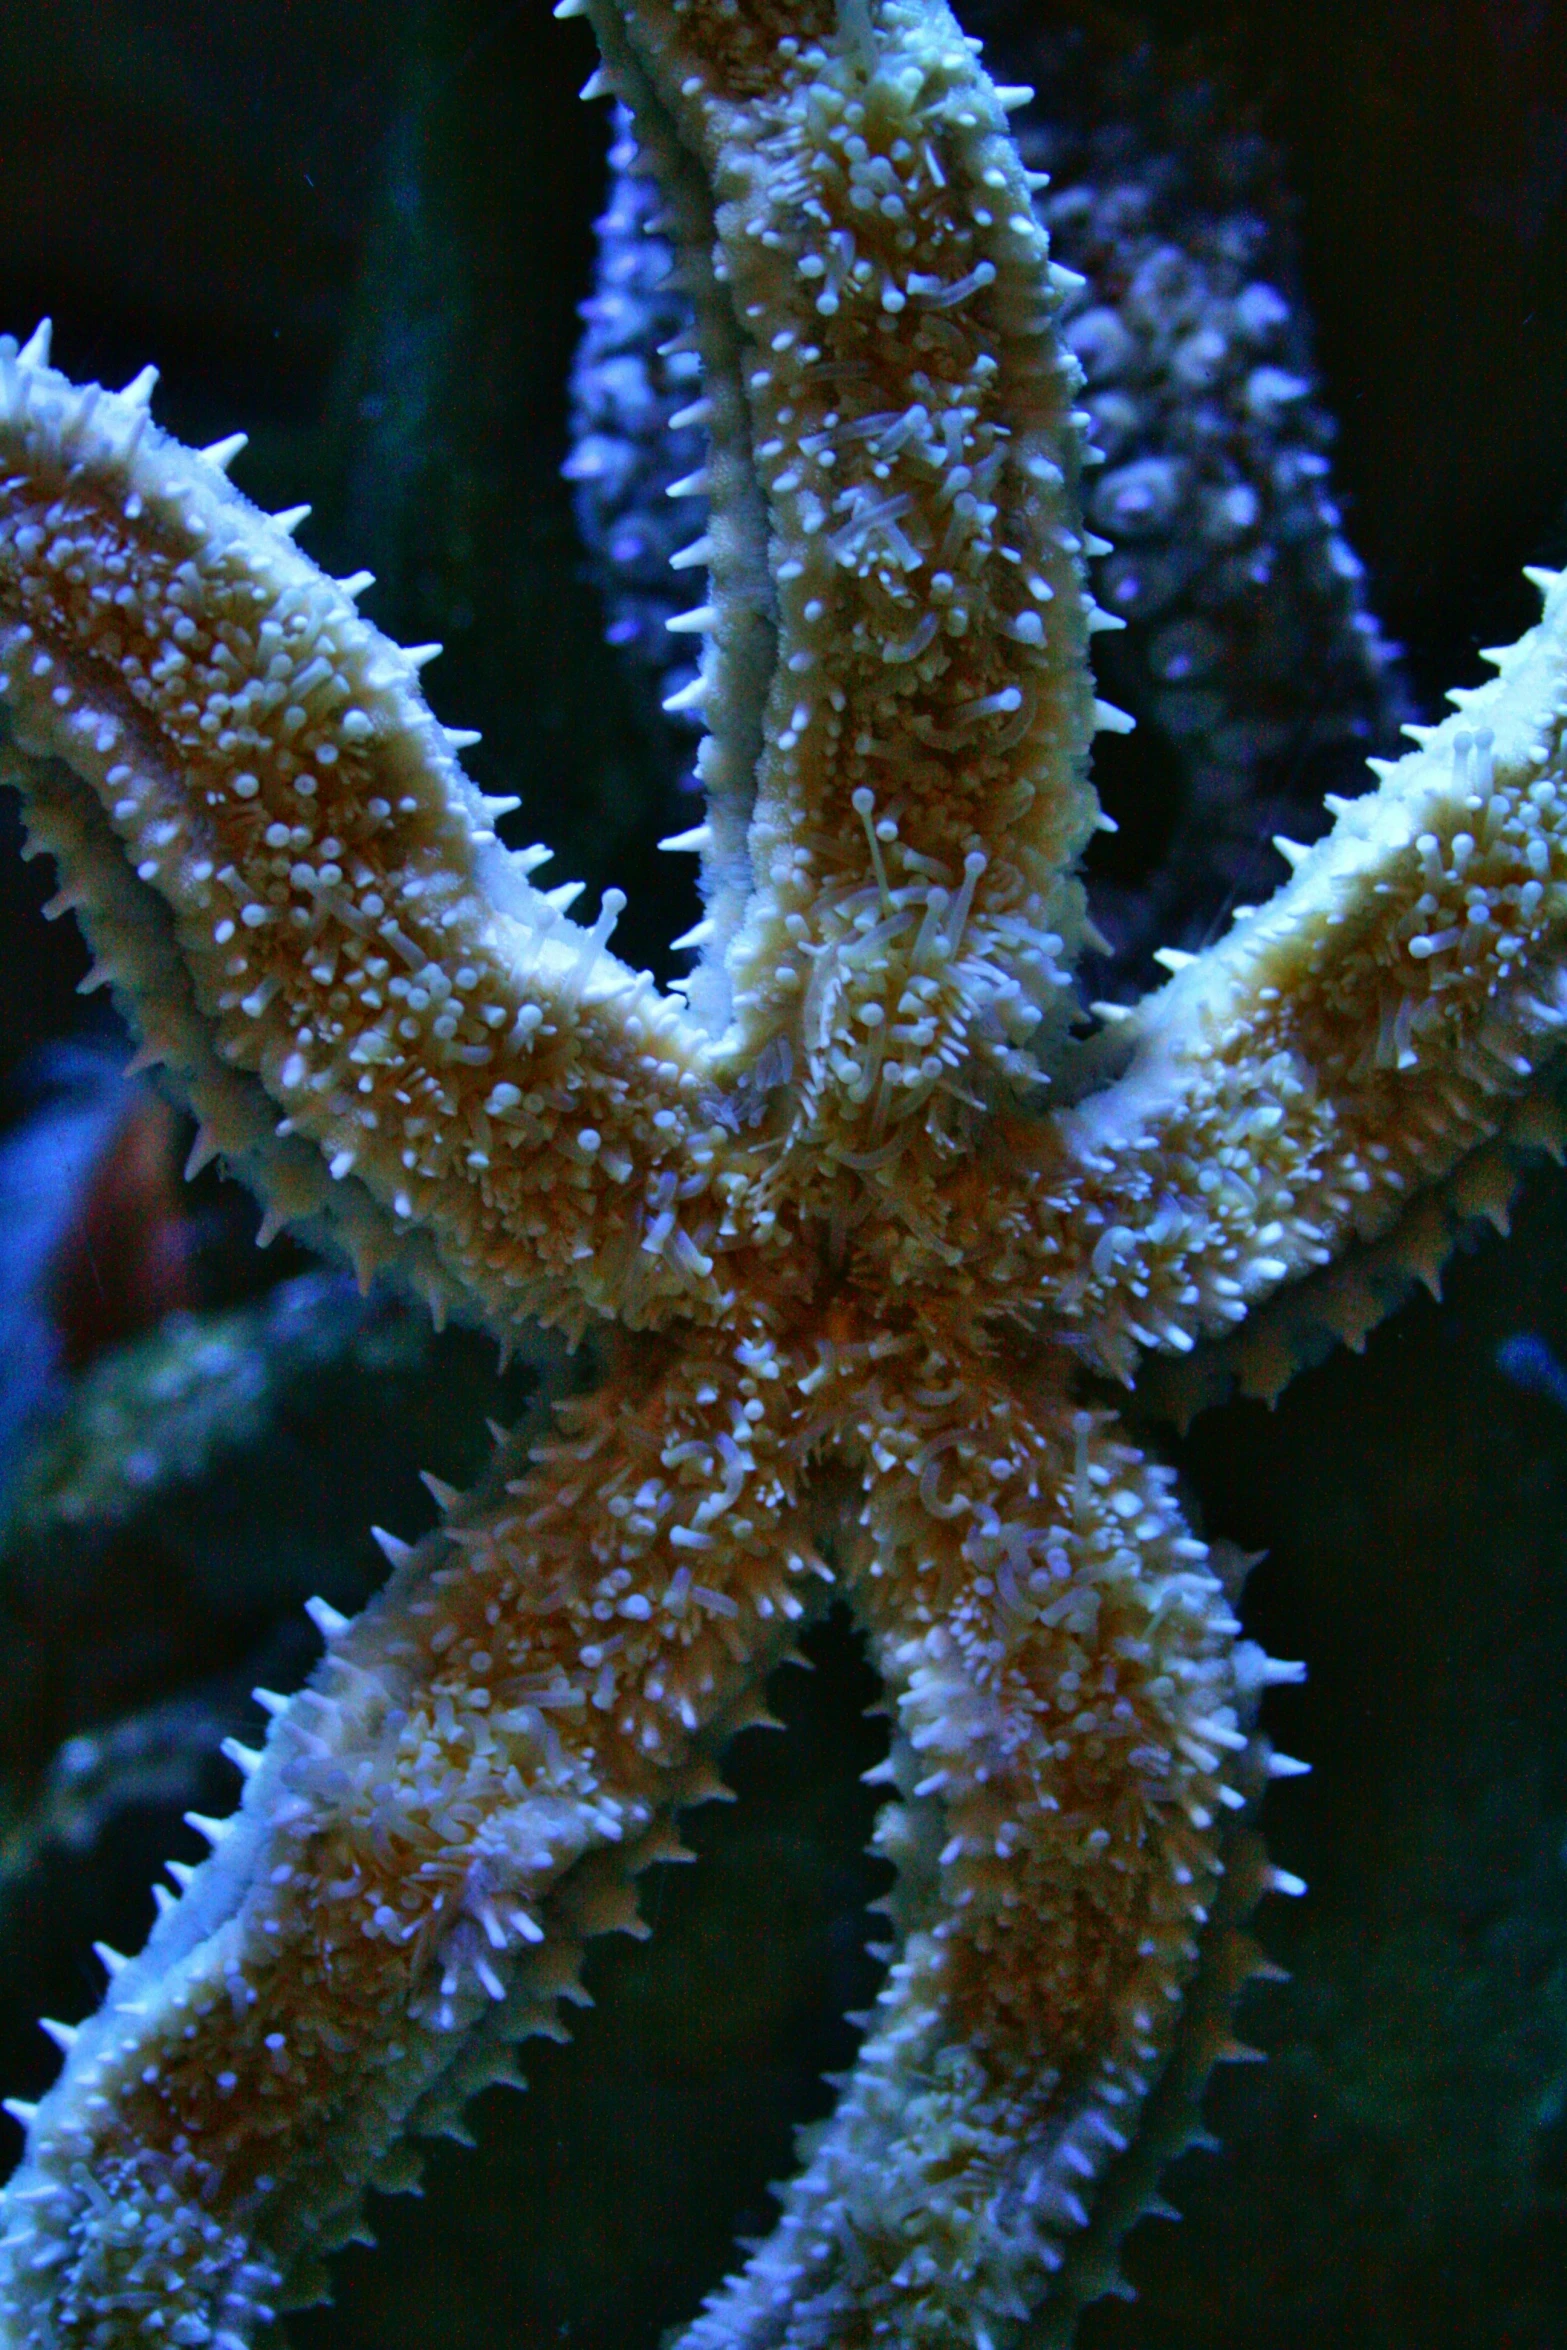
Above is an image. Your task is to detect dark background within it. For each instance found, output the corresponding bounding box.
[1,3,1567,2345]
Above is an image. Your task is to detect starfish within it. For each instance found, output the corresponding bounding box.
[568,49,1408,996]
[0,2,1564,2346]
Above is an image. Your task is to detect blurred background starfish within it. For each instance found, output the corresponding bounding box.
[0,4,1562,2348]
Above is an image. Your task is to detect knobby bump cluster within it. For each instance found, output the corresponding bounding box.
[0,3,1562,2346]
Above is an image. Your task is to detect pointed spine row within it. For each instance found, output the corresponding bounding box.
[0,326,740,1344]
[588,0,1124,1157]
[0,1333,825,2346]
[675,1394,1300,2349]
[1042,567,1567,1379]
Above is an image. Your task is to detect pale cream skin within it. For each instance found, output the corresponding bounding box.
[0,2,1563,2344]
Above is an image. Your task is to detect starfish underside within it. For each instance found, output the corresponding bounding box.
[0,3,1563,2346]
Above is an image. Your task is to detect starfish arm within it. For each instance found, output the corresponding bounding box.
[677,1379,1286,2350]
[587,0,1121,1153]
[0,1331,825,2347]
[1013,567,1567,1378]
[0,333,742,1341]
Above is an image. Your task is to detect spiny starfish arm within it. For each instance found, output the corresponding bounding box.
[678,1390,1285,2350]
[4,717,475,1327]
[587,0,1123,1159]
[0,1332,826,2347]
[1012,567,1567,1381]
[0,333,736,1343]
[1137,1084,1565,1423]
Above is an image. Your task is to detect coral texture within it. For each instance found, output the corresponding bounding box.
[0,2,1563,2346]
